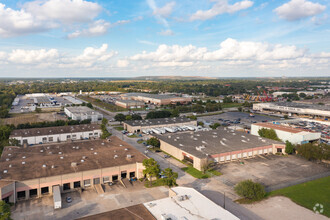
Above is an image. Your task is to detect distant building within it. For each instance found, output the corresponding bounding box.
[10,124,102,145]
[251,122,321,145]
[0,137,146,203]
[64,106,103,122]
[253,102,330,118]
[154,127,285,171]
[120,93,192,105]
[115,99,145,109]
[297,90,326,96]
[123,117,197,133]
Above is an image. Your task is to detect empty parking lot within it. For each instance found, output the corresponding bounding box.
[217,155,329,188]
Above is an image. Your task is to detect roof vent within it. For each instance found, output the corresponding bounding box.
[71,162,77,167]
[114,155,118,159]
[58,152,62,155]
[60,156,64,159]
[6,158,9,161]
[51,165,55,169]
[9,164,12,168]
[47,146,50,149]
[101,142,105,145]
[22,161,26,165]
[76,146,79,149]
[22,156,26,159]
[119,144,123,147]
[3,170,7,174]
[127,154,132,158]
[90,148,94,150]
[8,154,11,156]
[82,156,87,159]
[42,164,46,168]
[125,148,128,151]
[73,146,76,149]
[94,152,97,155]
[81,159,85,163]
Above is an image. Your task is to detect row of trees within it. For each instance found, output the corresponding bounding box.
[114,113,142,123]
[258,128,281,141]
[100,118,111,139]
[296,142,330,161]
[15,119,91,130]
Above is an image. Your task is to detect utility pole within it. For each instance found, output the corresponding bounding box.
[224,191,226,209]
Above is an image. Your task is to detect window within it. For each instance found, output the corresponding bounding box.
[94,132,98,136]
[84,179,91,187]
[48,137,53,142]
[89,133,93,136]
[63,183,70,190]
[67,135,71,139]
[42,137,47,142]
[277,148,282,153]
[41,187,49,194]
[74,181,81,188]
[72,134,77,139]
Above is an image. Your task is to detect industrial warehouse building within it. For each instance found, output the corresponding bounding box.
[253,102,330,118]
[154,127,285,171]
[9,124,102,145]
[123,117,197,133]
[64,106,103,122]
[0,137,146,203]
[115,99,145,109]
[120,93,192,105]
[251,123,321,145]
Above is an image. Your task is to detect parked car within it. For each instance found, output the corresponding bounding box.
[66,197,72,203]
[164,154,171,158]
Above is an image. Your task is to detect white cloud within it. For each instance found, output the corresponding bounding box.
[0,0,103,37]
[274,0,326,21]
[190,0,253,21]
[158,29,174,36]
[153,1,176,18]
[117,59,129,67]
[67,20,111,39]
[8,48,59,64]
[147,0,171,28]
[23,0,102,24]
[75,44,117,62]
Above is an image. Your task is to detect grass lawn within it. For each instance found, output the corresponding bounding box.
[113,126,124,131]
[181,166,222,179]
[144,179,165,188]
[221,103,243,108]
[137,140,144,144]
[268,176,330,217]
[127,134,137,138]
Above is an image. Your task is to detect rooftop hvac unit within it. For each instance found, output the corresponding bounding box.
[58,152,62,154]
[22,161,25,165]
[81,160,84,163]
[127,154,132,158]
[90,148,94,150]
[114,155,118,159]
[6,158,9,161]
[42,164,46,168]
[51,165,55,169]
[94,152,97,155]
[40,150,44,153]
[125,148,128,151]
[22,156,26,159]
[8,164,12,168]
[82,156,87,159]
[60,156,64,159]
[71,162,77,167]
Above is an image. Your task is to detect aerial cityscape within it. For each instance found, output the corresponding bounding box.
[0,0,329,220]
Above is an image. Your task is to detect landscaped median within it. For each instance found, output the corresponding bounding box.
[268,176,330,217]
[181,166,222,179]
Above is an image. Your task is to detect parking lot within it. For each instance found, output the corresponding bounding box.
[217,154,329,188]
[11,182,168,220]
[199,111,282,128]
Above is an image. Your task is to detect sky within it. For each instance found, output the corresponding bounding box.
[0,0,329,78]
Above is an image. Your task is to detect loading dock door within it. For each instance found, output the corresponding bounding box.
[268,148,273,153]
[258,150,263,154]
[94,178,100,185]
[243,152,247,158]
[237,154,241,159]
[220,157,225,162]
[248,152,252,157]
[263,149,268,154]
[232,154,236,159]
[226,155,230,161]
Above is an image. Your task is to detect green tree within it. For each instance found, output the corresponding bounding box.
[0,201,11,220]
[102,118,108,125]
[284,114,289,119]
[209,123,220,130]
[114,113,126,124]
[197,121,204,126]
[234,180,266,201]
[86,102,93,108]
[147,137,160,148]
[296,143,329,161]
[131,114,142,120]
[238,107,243,112]
[125,115,132,121]
[171,109,180,117]
[162,168,178,187]
[285,141,295,154]
[146,110,172,119]
[143,158,161,187]
[35,107,42,113]
[258,128,281,141]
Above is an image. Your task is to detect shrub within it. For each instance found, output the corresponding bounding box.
[234,180,266,201]
[285,141,295,154]
[258,128,281,141]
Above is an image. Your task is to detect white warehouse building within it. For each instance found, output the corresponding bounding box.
[251,123,321,145]
[10,124,102,145]
[64,106,103,122]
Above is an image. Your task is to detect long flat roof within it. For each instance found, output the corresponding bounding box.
[115,99,144,104]
[260,102,330,111]
[122,93,188,100]
[144,187,239,220]
[0,137,147,181]
[78,204,155,220]
[124,117,196,127]
[253,123,317,134]
[10,124,101,138]
[65,106,102,115]
[155,127,283,158]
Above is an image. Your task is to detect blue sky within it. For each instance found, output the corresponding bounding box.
[0,0,329,77]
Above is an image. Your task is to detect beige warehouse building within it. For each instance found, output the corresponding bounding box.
[123,117,197,133]
[120,93,192,105]
[0,137,146,203]
[155,128,285,171]
[115,99,145,109]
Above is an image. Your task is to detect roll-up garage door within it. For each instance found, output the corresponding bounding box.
[248,152,253,157]
[268,148,273,153]
[237,153,241,158]
[259,150,263,154]
[232,154,236,160]
[226,155,231,161]
[220,157,225,162]
[243,152,247,158]
[263,149,268,154]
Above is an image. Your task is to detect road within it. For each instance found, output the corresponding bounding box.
[110,127,263,220]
